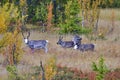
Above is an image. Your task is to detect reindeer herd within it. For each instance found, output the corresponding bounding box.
[22,31,95,53]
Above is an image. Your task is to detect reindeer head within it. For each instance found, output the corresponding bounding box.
[21,31,30,44]
[72,35,82,45]
[57,36,63,45]
[57,36,74,48]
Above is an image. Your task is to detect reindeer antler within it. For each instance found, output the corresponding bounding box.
[21,31,25,39]
[59,35,63,39]
[27,31,30,39]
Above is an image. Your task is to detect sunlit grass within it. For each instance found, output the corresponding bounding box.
[100,8,120,20]
[19,30,120,73]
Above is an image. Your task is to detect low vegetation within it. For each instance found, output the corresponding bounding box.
[2,56,120,80]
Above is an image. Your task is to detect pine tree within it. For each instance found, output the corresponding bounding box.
[59,0,90,34]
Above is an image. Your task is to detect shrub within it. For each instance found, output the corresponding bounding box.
[92,57,109,80]
[6,65,23,80]
[45,56,57,80]
[53,67,88,80]
[0,2,23,65]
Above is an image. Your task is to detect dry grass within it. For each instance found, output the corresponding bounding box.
[0,9,120,78]
[1,23,120,72]
[20,25,120,73]
[100,8,120,20]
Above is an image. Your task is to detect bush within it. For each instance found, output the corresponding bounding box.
[6,65,23,80]
[53,67,88,80]
[92,57,109,80]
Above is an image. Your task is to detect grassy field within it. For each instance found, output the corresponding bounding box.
[100,8,120,20]
[0,9,120,79]
[21,28,120,72]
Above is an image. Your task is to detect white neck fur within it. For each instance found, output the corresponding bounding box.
[74,45,78,49]
[24,39,28,44]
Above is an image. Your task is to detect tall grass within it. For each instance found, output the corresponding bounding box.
[100,8,120,20]
[20,30,120,72]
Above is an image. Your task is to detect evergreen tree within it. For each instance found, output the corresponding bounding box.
[59,0,90,34]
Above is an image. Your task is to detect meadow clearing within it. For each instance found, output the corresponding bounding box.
[0,9,120,79]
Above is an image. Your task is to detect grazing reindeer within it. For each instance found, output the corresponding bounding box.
[57,36,74,48]
[74,38,95,52]
[22,31,48,53]
[74,44,95,52]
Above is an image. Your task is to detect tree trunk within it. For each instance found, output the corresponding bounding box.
[40,61,46,80]
[94,9,100,33]
[47,1,53,31]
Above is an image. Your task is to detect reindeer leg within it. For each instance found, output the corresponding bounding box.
[31,49,34,54]
[29,48,34,54]
[80,48,85,52]
[44,47,48,53]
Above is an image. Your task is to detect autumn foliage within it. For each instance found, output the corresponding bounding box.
[79,0,113,31]
[47,1,53,31]
[45,57,57,80]
[0,2,19,34]
[0,2,23,65]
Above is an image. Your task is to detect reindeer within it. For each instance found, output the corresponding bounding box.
[74,43,95,52]
[57,36,74,48]
[22,31,48,53]
[74,37,95,52]
[72,35,82,45]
